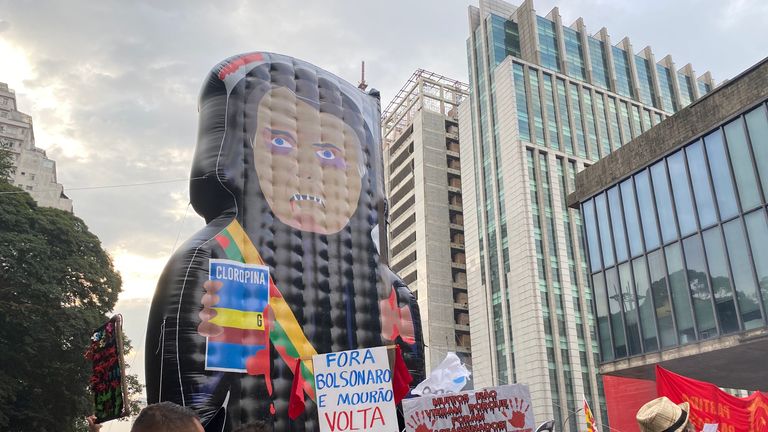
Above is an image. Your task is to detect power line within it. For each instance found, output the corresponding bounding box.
[0,175,208,195]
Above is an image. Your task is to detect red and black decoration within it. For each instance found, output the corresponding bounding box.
[84,315,129,423]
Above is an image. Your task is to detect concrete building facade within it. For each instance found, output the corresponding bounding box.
[0,83,72,212]
[382,70,472,372]
[568,58,768,391]
[461,0,713,428]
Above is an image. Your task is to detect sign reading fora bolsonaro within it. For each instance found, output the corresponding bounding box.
[313,346,398,432]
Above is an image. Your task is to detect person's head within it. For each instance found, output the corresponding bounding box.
[131,402,204,432]
[233,420,269,432]
[636,397,694,432]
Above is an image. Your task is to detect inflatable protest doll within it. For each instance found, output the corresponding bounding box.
[145,52,425,432]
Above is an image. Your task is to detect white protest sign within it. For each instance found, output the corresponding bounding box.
[403,384,535,432]
[313,346,398,432]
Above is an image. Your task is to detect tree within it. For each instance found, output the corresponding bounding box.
[0,181,136,431]
[0,148,14,182]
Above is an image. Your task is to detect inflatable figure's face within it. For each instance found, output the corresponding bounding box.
[254,87,363,234]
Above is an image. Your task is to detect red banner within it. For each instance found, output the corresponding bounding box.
[656,366,768,431]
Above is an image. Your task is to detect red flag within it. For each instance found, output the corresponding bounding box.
[288,359,306,420]
[393,345,413,404]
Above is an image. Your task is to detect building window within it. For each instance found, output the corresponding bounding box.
[723,220,763,330]
[513,63,531,142]
[611,46,634,99]
[588,37,610,90]
[677,72,695,107]
[563,26,585,80]
[656,64,679,113]
[744,105,768,201]
[724,117,762,210]
[635,56,658,108]
[701,227,740,334]
[537,16,561,72]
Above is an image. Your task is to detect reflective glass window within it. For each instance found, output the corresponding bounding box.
[635,170,661,250]
[612,46,633,98]
[543,74,560,150]
[631,105,643,137]
[723,220,763,329]
[745,105,768,202]
[656,64,678,113]
[588,38,610,90]
[583,199,602,272]
[682,235,717,339]
[665,243,696,343]
[620,102,632,143]
[607,97,622,148]
[702,228,740,334]
[530,71,546,146]
[595,94,612,156]
[556,79,573,154]
[513,64,531,142]
[608,186,628,263]
[704,130,739,220]
[595,193,614,268]
[635,56,657,108]
[570,84,587,158]
[605,267,627,358]
[648,250,676,347]
[620,178,643,257]
[651,161,678,243]
[745,210,768,316]
[724,118,762,210]
[698,80,711,96]
[582,90,600,161]
[685,140,718,228]
[641,109,652,132]
[667,150,697,236]
[537,16,561,72]
[632,256,659,351]
[619,262,642,355]
[592,272,613,360]
[563,26,585,80]
[489,15,521,68]
[677,72,695,107]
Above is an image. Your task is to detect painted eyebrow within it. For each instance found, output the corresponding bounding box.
[313,143,343,152]
[267,128,296,141]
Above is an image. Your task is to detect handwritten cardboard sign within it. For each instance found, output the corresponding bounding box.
[85,315,129,423]
[403,384,535,432]
[313,346,398,432]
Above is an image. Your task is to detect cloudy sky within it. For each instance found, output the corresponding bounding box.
[0,0,765,429]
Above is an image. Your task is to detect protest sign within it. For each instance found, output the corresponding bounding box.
[85,315,129,423]
[403,384,535,432]
[205,259,269,372]
[313,346,398,432]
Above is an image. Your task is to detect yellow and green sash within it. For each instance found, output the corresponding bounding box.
[214,219,317,401]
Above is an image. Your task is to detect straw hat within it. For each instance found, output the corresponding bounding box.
[636,397,691,432]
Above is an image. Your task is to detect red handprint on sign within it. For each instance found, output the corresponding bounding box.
[407,411,436,432]
[500,397,530,429]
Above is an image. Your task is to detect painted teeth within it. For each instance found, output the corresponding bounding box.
[291,193,325,207]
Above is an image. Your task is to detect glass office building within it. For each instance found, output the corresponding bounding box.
[581,91,768,360]
[570,58,768,392]
[461,0,714,428]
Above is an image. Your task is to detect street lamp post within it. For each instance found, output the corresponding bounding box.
[560,407,583,432]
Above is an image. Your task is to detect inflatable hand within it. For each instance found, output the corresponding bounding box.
[198,280,224,337]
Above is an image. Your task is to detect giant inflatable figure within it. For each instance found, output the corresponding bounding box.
[146,52,425,431]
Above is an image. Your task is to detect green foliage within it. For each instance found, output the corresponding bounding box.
[0,148,13,182]
[0,181,135,431]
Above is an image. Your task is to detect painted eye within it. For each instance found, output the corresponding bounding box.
[316,149,336,160]
[271,137,293,149]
